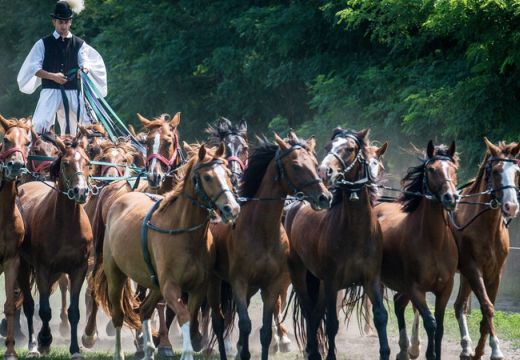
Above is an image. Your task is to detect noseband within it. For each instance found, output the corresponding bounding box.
[0,147,27,165]
[484,157,520,206]
[422,155,455,202]
[146,134,181,173]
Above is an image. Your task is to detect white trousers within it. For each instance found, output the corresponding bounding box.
[32,88,91,135]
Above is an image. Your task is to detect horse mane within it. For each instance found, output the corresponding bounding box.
[205,117,248,145]
[2,118,31,131]
[240,135,309,198]
[468,141,520,193]
[158,144,221,212]
[400,144,459,213]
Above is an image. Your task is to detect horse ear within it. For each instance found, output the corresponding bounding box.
[0,114,10,131]
[356,128,370,140]
[306,136,316,153]
[216,142,226,158]
[483,137,500,157]
[238,119,247,134]
[448,141,456,158]
[376,142,388,157]
[128,124,137,137]
[331,127,343,139]
[54,136,68,154]
[198,144,207,161]
[170,112,181,128]
[287,129,298,141]
[274,132,289,150]
[218,117,231,132]
[426,140,435,158]
[49,156,61,181]
[511,142,520,157]
[31,127,40,142]
[137,113,152,128]
[183,141,194,155]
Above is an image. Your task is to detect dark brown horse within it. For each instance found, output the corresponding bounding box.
[285,128,390,360]
[82,113,183,351]
[210,131,332,360]
[18,135,93,358]
[96,143,240,360]
[451,138,519,360]
[376,141,459,360]
[0,115,31,360]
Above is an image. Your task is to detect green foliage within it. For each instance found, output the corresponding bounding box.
[1,0,520,175]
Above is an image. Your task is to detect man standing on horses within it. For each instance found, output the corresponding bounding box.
[17,0,107,136]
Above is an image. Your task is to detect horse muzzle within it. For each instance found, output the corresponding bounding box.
[441,192,458,211]
[4,160,25,179]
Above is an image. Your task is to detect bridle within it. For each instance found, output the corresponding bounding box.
[0,147,27,168]
[275,144,321,199]
[146,133,182,175]
[484,156,520,204]
[422,155,457,202]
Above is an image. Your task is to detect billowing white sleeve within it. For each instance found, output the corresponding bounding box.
[17,39,44,94]
[79,42,107,97]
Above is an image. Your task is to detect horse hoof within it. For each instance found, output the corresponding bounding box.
[279,335,292,353]
[81,332,98,348]
[59,321,70,337]
[157,346,174,359]
[180,351,194,360]
[408,346,420,359]
[71,352,85,360]
[37,346,50,356]
[26,351,40,359]
[396,352,410,360]
[113,353,125,360]
[224,339,236,357]
[4,353,18,360]
[106,321,116,337]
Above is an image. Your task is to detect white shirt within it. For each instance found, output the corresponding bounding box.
[17,31,107,96]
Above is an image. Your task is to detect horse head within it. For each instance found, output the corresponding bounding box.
[274,130,332,210]
[0,115,31,180]
[183,142,240,223]
[93,139,137,178]
[29,127,60,175]
[206,117,249,187]
[483,137,520,218]
[50,136,91,204]
[138,112,181,189]
[77,124,107,160]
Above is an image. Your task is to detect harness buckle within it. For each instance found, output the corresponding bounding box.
[490,198,500,210]
[294,192,305,201]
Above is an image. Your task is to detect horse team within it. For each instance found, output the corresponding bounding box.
[0,112,517,360]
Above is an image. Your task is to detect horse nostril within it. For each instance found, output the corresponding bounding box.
[326,167,333,176]
[74,187,80,195]
[222,205,232,215]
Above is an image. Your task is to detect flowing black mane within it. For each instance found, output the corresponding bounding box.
[206,117,247,145]
[240,135,308,198]
[400,145,459,213]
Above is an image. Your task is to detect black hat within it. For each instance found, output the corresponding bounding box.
[50,1,74,20]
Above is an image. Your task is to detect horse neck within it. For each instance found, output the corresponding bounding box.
[160,172,209,236]
[411,198,450,247]
[338,187,373,222]
[56,181,82,217]
[243,160,286,231]
[0,180,17,219]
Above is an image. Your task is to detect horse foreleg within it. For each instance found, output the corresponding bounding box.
[82,258,100,348]
[139,289,162,360]
[433,279,453,360]
[363,296,374,335]
[394,292,410,360]
[462,269,502,360]
[454,274,474,359]
[207,276,227,360]
[324,283,339,360]
[364,280,390,360]
[162,280,193,360]
[188,291,206,353]
[233,280,252,360]
[35,271,54,356]
[156,300,175,358]
[58,274,70,337]
[68,267,87,357]
[4,257,20,359]
[105,257,128,360]
[409,308,421,359]
[19,261,38,356]
[475,279,503,360]
[409,289,436,360]
[274,281,292,353]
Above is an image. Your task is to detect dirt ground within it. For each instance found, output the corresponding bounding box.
[7,286,519,360]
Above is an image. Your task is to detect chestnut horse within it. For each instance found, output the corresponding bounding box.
[285,128,390,360]
[376,141,459,360]
[18,135,93,358]
[210,131,332,360]
[450,138,519,360]
[0,116,31,360]
[96,143,240,360]
[82,113,183,352]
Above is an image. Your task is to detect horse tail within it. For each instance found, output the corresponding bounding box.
[339,284,366,335]
[291,288,306,350]
[94,264,141,330]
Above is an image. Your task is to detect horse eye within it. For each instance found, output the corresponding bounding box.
[427,167,434,173]
[346,147,355,152]
[203,175,212,182]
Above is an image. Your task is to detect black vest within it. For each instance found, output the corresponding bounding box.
[41,34,84,90]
